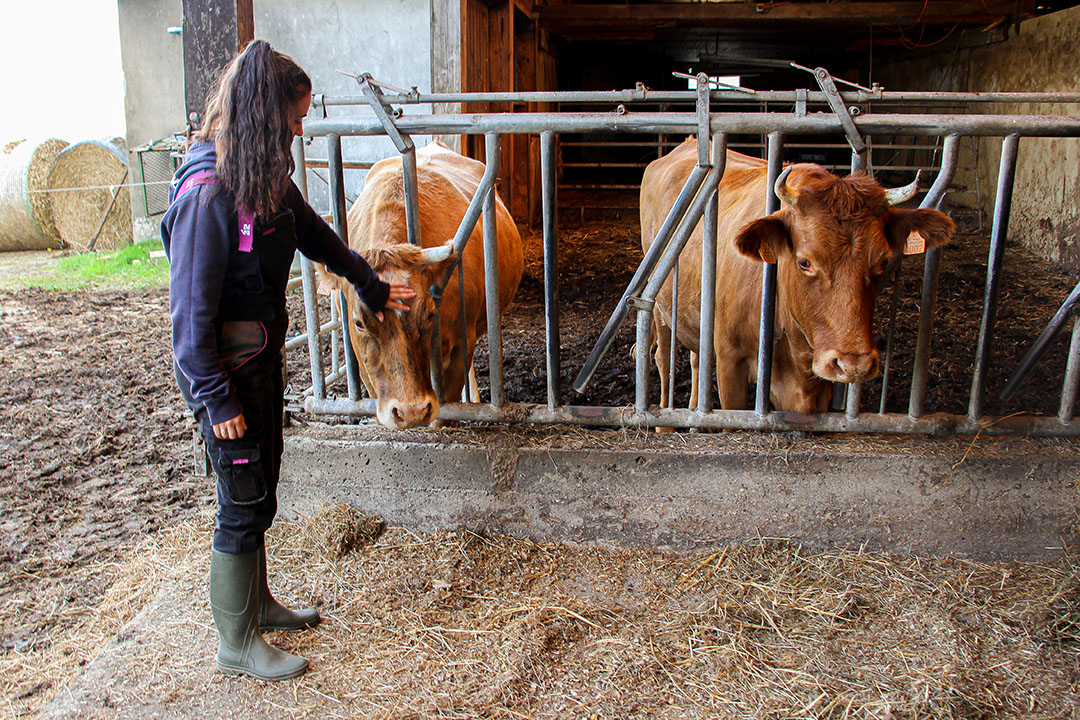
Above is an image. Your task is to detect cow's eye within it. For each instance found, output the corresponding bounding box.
[797,258,812,272]
[353,318,368,334]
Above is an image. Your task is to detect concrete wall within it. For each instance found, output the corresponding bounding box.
[874,8,1080,272]
[118,0,432,233]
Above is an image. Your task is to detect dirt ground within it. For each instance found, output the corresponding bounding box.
[1,218,1079,718]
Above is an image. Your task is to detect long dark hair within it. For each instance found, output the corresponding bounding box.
[195,40,311,216]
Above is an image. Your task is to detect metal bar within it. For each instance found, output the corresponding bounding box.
[303,112,1080,139]
[969,134,1020,420]
[696,135,726,413]
[483,134,505,408]
[302,159,375,170]
[298,257,325,399]
[696,73,710,167]
[845,382,862,419]
[813,67,867,155]
[573,165,709,392]
[458,258,469,401]
[313,90,1080,108]
[541,131,562,408]
[635,298,655,411]
[401,147,422,247]
[999,279,1080,402]
[636,140,727,409]
[668,259,679,409]
[291,136,326,400]
[908,134,961,419]
[327,134,360,400]
[303,397,1080,438]
[755,133,784,417]
[285,316,340,351]
[1059,318,1080,422]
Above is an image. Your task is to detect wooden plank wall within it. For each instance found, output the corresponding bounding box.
[436,0,553,225]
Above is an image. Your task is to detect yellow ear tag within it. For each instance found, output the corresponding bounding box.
[904,230,927,256]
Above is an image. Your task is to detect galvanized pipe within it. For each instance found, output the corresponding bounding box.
[755,133,784,417]
[573,164,709,392]
[483,134,505,408]
[303,112,1080,139]
[402,147,422,247]
[969,134,1020,420]
[907,134,961,419]
[327,134,361,400]
[636,139,727,409]
[427,154,501,403]
[302,396,1080,438]
[695,135,726,413]
[541,132,562,408]
[314,90,1080,108]
[635,298,656,411]
[1059,318,1080,422]
[292,136,326,401]
[285,316,339,352]
[668,260,679,409]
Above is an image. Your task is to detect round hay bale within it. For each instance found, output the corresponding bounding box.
[0,138,69,251]
[47,140,132,252]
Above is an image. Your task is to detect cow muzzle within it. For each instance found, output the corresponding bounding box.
[814,348,880,384]
[377,396,439,429]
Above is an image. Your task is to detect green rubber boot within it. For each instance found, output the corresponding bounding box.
[210,549,308,681]
[258,545,321,632]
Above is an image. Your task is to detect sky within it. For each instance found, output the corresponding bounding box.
[0,1,126,142]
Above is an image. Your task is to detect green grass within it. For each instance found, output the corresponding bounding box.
[20,239,170,291]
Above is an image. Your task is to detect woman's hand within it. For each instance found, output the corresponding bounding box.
[213,413,247,440]
[376,282,417,322]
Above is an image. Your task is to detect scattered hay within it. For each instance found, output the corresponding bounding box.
[0,138,69,250]
[295,503,386,559]
[46,140,132,252]
[19,508,1080,719]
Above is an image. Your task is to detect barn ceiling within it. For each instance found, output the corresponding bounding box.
[535,0,1079,80]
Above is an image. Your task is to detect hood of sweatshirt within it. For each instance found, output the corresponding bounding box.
[168,141,218,205]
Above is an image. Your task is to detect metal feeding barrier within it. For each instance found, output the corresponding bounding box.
[283,71,1080,437]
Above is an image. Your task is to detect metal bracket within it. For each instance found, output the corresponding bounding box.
[346,71,415,154]
[792,64,867,156]
[628,296,656,312]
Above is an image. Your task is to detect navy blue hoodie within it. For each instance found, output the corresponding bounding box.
[161,141,388,425]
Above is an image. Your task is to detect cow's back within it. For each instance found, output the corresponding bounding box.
[640,139,771,360]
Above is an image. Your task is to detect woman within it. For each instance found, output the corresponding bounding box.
[161,40,414,681]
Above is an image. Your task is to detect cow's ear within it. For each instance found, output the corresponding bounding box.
[314,263,344,295]
[884,208,955,256]
[735,216,788,264]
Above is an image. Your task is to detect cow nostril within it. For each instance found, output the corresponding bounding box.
[392,406,405,425]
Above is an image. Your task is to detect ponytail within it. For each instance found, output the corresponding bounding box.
[196,40,311,216]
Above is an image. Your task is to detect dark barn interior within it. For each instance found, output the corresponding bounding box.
[434,0,1079,224]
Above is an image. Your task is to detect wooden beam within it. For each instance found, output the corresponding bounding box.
[537,1,1034,30]
[181,0,254,129]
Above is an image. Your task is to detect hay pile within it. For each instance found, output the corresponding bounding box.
[0,138,69,251]
[46,140,132,252]
[13,506,1080,719]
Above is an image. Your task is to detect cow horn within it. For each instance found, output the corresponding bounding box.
[883,170,921,206]
[773,166,798,208]
[419,243,455,265]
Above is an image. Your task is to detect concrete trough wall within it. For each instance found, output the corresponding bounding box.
[280,425,1080,561]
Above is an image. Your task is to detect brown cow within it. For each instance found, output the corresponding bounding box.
[325,140,523,428]
[641,138,955,414]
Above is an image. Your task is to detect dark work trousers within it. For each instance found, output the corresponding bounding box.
[175,318,287,554]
